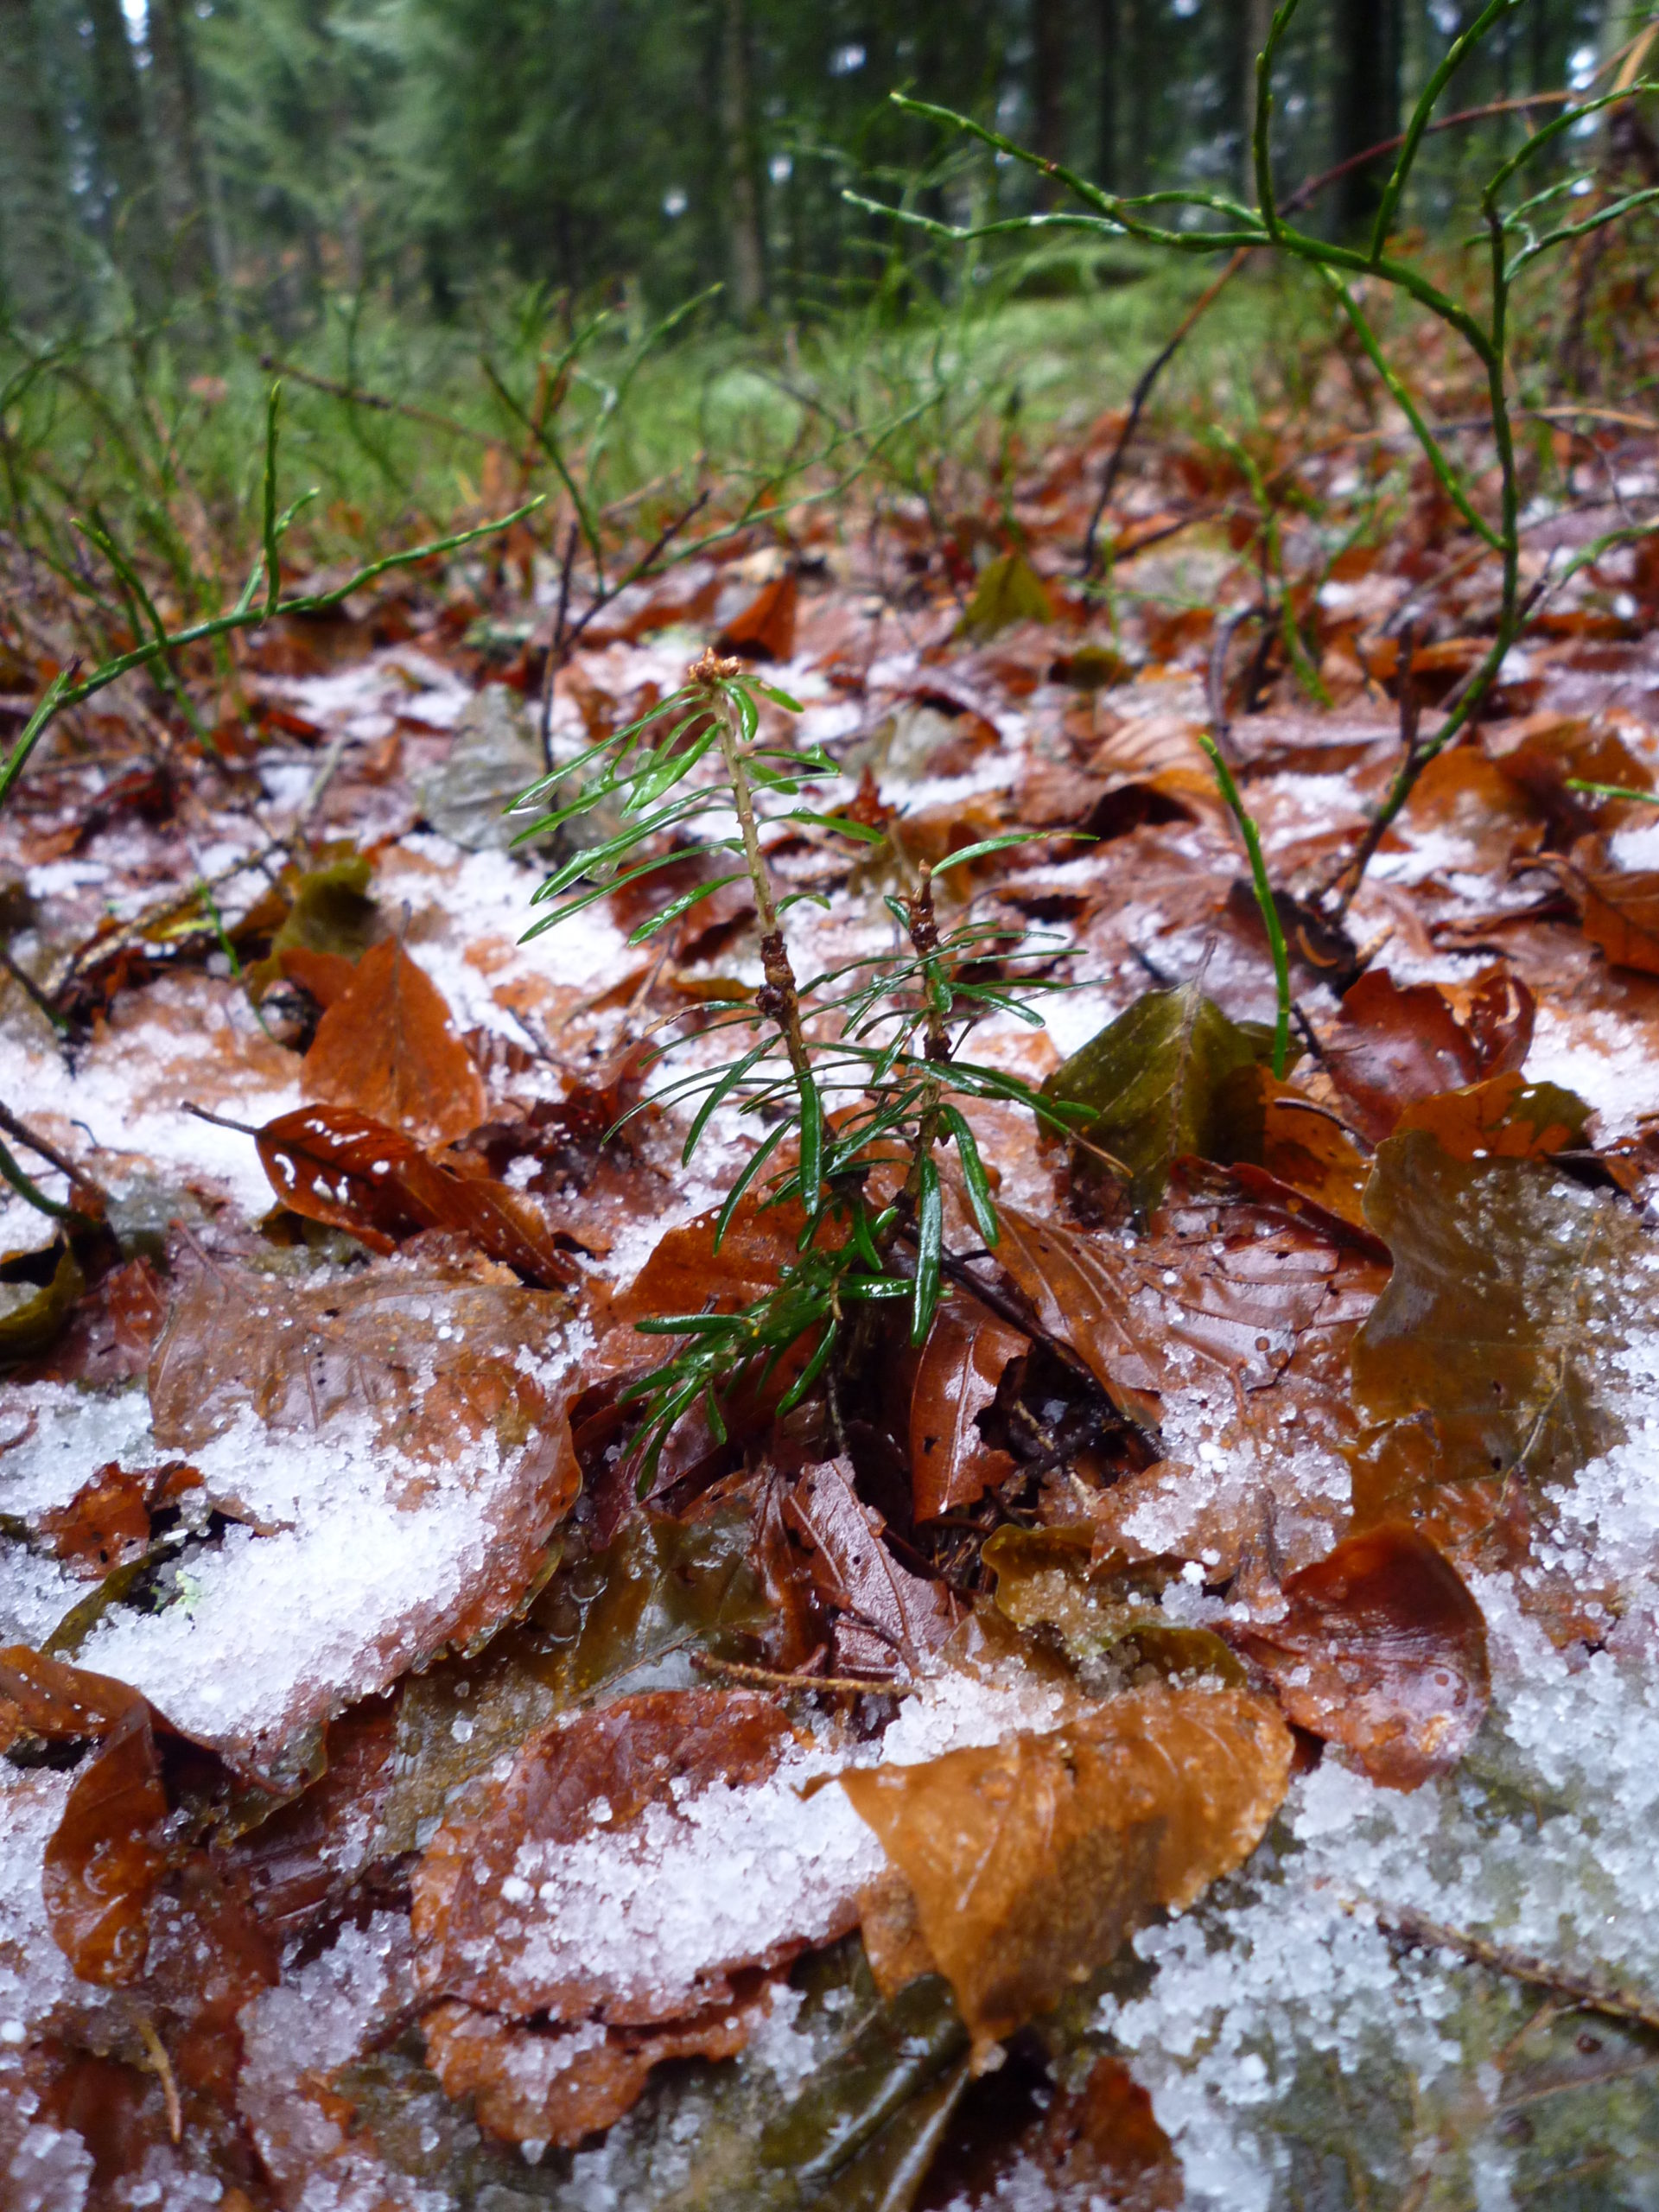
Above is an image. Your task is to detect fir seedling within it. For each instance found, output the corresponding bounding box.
[514,646,1084,1488]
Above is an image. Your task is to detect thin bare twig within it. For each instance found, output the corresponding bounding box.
[689,1651,915,1698]
[0,1103,106,1203]
[255,355,499,448]
[1376,1904,1659,2038]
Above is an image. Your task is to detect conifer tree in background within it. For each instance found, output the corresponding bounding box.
[1333,0,1403,235]
[0,0,78,327]
[146,0,230,318]
[85,0,165,318]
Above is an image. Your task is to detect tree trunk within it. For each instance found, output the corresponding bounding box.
[145,0,227,311]
[1033,0,1068,200]
[1095,0,1119,193]
[86,0,162,314]
[1240,0,1274,204]
[722,0,765,319]
[1121,0,1157,194]
[0,0,77,327]
[1332,0,1402,238]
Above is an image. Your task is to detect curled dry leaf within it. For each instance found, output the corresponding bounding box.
[908,1300,1025,1521]
[842,1683,1293,2051]
[301,936,486,1145]
[1325,965,1534,1146]
[256,1103,578,1287]
[781,1457,961,1678]
[1229,1522,1491,1789]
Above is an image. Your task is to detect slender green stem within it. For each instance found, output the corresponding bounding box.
[1198,735,1289,1077]
[0,1135,71,1220]
[0,499,546,815]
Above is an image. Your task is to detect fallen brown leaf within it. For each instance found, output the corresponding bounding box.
[782,1457,961,1676]
[908,1300,1025,1521]
[256,1103,579,1287]
[842,1683,1293,2051]
[302,937,486,1144]
[1229,1522,1491,1789]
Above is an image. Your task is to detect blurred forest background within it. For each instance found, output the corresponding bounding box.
[0,0,1643,336]
[0,0,1653,597]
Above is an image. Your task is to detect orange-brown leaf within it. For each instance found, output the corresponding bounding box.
[718,570,798,661]
[0,1644,149,1738]
[908,1301,1025,1521]
[1230,1522,1490,1789]
[277,944,359,1008]
[781,1458,961,1677]
[1392,1070,1588,1162]
[423,1999,757,2149]
[301,938,486,1144]
[257,1104,578,1287]
[412,1690,797,2025]
[42,1705,170,1983]
[1325,966,1533,1144]
[842,1684,1293,2050]
[1578,864,1659,976]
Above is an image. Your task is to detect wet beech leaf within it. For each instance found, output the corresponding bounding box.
[257,1103,578,1286]
[1352,1132,1649,1492]
[842,1684,1293,2051]
[1028,2052,1182,2210]
[908,1300,1025,1521]
[301,937,487,1144]
[1229,1522,1491,1789]
[411,1689,799,2025]
[993,1193,1382,1471]
[1041,983,1278,1212]
[41,1704,170,1983]
[276,943,358,1007]
[718,569,798,661]
[22,1254,167,1388]
[1575,857,1659,976]
[1324,966,1533,1145]
[143,1246,583,1757]
[34,1459,203,1579]
[781,1458,961,1677]
[0,1644,149,1739]
[1391,1071,1589,1162]
[961,551,1054,639]
[422,1997,760,2151]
